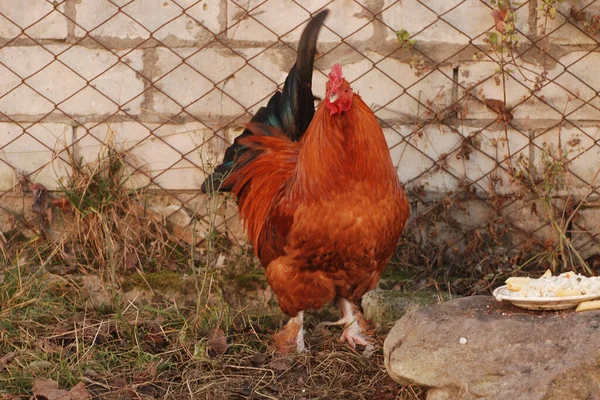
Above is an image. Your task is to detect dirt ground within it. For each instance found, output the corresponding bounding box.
[0,258,425,400]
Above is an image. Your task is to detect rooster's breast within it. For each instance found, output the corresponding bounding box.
[283,181,409,298]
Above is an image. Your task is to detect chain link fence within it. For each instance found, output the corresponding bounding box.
[1,0,599,276]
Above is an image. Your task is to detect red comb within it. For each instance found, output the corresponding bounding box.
[328,63,343,89]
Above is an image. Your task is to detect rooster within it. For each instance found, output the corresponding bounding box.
[203,11,409,353]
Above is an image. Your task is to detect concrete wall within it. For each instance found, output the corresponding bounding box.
[1,0,599,254]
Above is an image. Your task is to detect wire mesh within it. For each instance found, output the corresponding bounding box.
[1,0,599,270]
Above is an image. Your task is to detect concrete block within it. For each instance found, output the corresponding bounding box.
[58,46,145,115]
[457,127,530,195]
[352,66,404,111]
[553,52,600,93]
[0,123,72,190]
[185,47,247,84]
[0,47,56,117]
[25,61,86,105]
[388,124,461,192]
[227,0,308,41]
[153,48,217,108]
[227,0,373,43]
[501,197,556,239]
[160,45,286,115]
[387,124,532,196]
[311,54,456,122]
[458,60,551,121]
[73,1,133,39]
[152,88,246,128]
[153,46,277,120]
[0,85,55,119]
[0,45,144,118]
[75,0,224,45]
[528,52,600,120]
[149,122,229,190]
[379,67,455,121]
[181,0,225,35]
[0,45,55,79]
[572,209,600,254]
[0,0,67,39]
[240,46,294,90]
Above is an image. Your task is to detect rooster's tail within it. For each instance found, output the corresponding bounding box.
[221,123,299,262]
[201,9,329,193]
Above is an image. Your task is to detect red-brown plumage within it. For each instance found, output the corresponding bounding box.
[224,65,409,351]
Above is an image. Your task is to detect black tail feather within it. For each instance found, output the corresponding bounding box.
[201,9,329,194]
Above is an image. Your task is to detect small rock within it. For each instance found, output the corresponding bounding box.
[361,289,452,325]
[28,360,52,371]
[81,275,122,311]
[251,353,268,365]
[206,327,229,356]
[362,343,376,359]
[384,296,600,400]
[269,358,293,371]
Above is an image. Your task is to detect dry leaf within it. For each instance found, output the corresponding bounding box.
[490,9,507,33]
[571,5,586,22]
[110,378,126,388]
[52,198,71,212]
[484,99,513,122]
[124,251,138,270]
[144,333,165,349]
[30,183,48,213]
[31,379,91,400]
[269,358,293,371]
[166,261,178,271]
[0,351,16,372]
[45,207,54,224]
[251,353,267,365]
[207,328,228,356]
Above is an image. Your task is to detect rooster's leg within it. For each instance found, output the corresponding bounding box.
[271,311,305,353]
[318,298,371,348]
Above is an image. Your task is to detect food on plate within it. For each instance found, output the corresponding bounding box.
[503,270,600,298]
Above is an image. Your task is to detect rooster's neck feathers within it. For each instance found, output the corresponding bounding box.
[293,93,399,201]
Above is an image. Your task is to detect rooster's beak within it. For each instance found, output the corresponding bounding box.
[329,93,339,103]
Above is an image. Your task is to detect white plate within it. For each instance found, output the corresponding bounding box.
[493,285,600,310]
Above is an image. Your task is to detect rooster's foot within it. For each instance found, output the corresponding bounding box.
[319,298,373,349]
[271,311,305,353]
[339,320,371,348]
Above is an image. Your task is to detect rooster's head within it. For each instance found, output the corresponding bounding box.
[325,63,353,115]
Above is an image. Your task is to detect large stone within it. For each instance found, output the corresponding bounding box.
[384,296,600,400]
